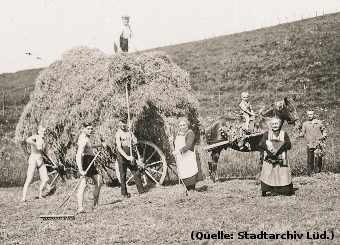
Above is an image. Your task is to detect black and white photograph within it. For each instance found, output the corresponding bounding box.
[0,0,340,244]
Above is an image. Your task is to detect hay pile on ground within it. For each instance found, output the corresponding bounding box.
[15,47,200,170]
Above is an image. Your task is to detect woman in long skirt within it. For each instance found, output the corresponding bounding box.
[259,117,293,196]
[172,118,201,191]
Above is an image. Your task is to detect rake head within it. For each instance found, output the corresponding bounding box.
[40,214,75,220]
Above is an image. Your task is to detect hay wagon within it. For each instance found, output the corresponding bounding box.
[15,48,200,189]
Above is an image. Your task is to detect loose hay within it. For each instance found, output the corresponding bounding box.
[15,47,201,176]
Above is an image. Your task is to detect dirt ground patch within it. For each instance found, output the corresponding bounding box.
[1,173,340,244]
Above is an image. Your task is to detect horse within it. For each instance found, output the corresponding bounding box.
[203,97,301,182]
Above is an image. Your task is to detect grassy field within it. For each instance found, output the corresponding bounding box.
[1,174,340,244]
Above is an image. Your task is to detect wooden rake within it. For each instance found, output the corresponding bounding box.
[40,152,101,220]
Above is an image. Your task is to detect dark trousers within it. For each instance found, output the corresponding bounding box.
[120,37,129,52]
[83,155,99,177]
[117,146,144,195]
[307,147,322,175]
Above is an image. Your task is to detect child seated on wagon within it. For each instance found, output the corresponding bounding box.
[239,92,256,134]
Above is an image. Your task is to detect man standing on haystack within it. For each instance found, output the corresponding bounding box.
[114,14,134,53]
[300,110,327,176]
[115,118,145,198]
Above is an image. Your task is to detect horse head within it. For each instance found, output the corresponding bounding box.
[261,97,301,134]
[204,116,235,144]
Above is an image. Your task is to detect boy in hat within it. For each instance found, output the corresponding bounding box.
[114,14,133,53]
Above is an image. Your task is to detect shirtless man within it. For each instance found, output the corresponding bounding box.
[116,119,144,197]
[22,125,49,201]
[114,14,134,53]
[76,122,106,213]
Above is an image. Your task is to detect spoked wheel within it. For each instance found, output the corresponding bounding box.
[124,140,167,187]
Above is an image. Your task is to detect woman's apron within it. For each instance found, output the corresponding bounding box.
[260,130,292,187]
[174,131,198,179]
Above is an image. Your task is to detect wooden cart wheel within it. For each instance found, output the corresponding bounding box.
[123,140,167,187]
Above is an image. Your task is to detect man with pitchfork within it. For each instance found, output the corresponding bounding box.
[115,117,145,198]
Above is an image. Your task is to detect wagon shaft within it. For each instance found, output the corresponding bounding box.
[203,140,230,151]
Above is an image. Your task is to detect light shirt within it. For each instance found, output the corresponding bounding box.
[239,100,254,120]
[115,23,132,50]
[300,119,327,148]
[120,23,132,39]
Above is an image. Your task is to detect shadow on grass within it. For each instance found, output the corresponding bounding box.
[218,176,256,182]
[196,185,209,192]
[265,187,299,197]
[45,185,57,197]
[105,178,121,187]
[104,177,154,194]
[101,199,122,206]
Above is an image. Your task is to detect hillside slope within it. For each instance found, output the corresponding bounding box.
[0,69,43,134]
[1,13,339,119]
[0,68,43,105]
[157,13,340,116]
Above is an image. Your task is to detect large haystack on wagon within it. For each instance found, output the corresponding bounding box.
[15,47,200,187]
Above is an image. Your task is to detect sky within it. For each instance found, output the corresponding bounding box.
[0,0,339,74]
